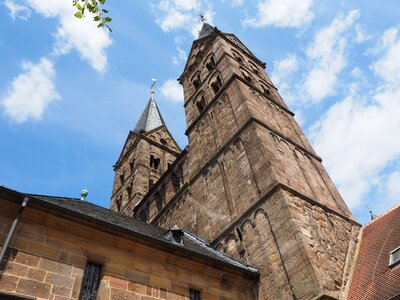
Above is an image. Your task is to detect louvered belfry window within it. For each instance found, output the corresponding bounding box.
[80,262,102,300]
[190,289,201,300]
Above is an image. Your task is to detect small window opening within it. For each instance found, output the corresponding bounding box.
[262,85,271,96]
[129,160,135,172]
[389,247,400,266]
[251,64,259,75]
[139,210,147,222]
[190,289,201,300]
[160,138,167,145]
[232,51,243,64]
[167,162,172,169]
[205,56,216,71]
[127,185,132,199]
[192,73,201,89]
[211,75,223,95]
[196,97,206,113]
[236,228,243,241]
[119,172,125,184]
[150,155,160,170]
[242,71,252,83]
[116,196,122,212]
[172,172,181,192]
[155,192,163,211]
[149,179,154,189]
[79,262,102,300]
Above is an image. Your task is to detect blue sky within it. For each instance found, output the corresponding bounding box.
[1,0,399,224]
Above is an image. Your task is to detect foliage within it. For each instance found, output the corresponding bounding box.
[72,0,112,32]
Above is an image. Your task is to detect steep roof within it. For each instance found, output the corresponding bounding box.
[348,204,400,300]
[198,22,216,39]
[133,97,166,133]
[0,186,258,278]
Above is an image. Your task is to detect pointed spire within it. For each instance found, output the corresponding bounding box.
[198,22,216,39]
[133,79,166,133]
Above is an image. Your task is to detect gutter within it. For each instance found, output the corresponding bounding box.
[0,196,29,264]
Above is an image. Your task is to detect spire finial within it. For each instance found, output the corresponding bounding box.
[200,13,206,23]
[150,78,157,100]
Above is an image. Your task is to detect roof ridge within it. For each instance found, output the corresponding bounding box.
[366,203,400,226]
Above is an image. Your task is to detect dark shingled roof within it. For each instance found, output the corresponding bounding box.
[133,98,166,133]
[0,186,258,277]
[348,204,400,300]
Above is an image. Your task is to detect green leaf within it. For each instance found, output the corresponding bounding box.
[97,22,104,27]
[99,0,105,4]
[101,9,108,13]
[76,3,82,10]
[93,15,101,21]
[104,17,112,22]
[74,11,83,18]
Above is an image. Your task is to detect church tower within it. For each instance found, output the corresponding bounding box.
[131,23,361,299]
[110,89,180,216]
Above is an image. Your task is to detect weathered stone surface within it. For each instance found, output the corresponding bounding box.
[16,278,51,298]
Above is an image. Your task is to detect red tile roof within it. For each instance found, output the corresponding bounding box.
[348,204,400,300]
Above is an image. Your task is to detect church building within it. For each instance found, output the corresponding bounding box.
[0,23,399,300]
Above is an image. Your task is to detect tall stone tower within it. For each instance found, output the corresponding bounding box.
[119,24,361,299]
[110,91,180,216]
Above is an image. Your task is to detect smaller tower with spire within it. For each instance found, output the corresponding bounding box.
[110,83,181,216]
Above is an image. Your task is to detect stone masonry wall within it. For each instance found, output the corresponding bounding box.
[213,188,360,300]
[0,198,255,300]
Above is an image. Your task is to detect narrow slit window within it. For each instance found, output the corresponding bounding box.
[149,178,154,189]
[190,289,201,300]
[79,262,102,300]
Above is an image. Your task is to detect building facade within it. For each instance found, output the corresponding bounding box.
[112,24,361,299]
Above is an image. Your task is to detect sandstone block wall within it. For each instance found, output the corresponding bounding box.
[0,198,256,300]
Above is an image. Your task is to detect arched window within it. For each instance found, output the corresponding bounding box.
[250,64,259,75]
[211,75,223,95]
[242,70,253,83]
[129,160,135,172]
[149,178,154,189]
[150,155,160,170]
[119,172,125,184]
[205,54,216,71]
[232,50,244,64]
[196,96,206,113]
[262,85,271,96]
[127,185,132,199]
[192,72,201,89]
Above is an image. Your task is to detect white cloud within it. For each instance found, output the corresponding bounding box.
[172,37,188,65]
[303,10,360,103]
[242,0,314,28]
[154,0,215,38]
[160,79,184,102]
[231,0,244,7]
[1,58,60,123]
[4,0,31,20]
[271,54,298,85]
[311,26,400,209]
[386,171,400,202]
[355,24,372,43]
[25,0,112,73]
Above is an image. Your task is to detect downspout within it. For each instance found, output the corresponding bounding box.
[0,197,29,263]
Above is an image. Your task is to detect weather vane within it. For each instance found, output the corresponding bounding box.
[200,13,206,23]
[150,78,157,100]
